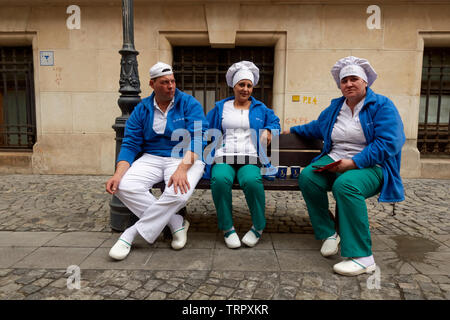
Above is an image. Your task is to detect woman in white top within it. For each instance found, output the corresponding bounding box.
[288,56,405,276]
[205,61,281,249]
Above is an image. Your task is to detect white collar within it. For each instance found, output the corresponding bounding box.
[154,97,175,114]
[344,98,365,114]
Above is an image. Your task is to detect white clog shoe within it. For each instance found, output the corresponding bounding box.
[109,239,131,260]
[224,230,241,249]
[333,259,376,276]
[242,229,261,247]
[171,220,190,250]
[320,234,340,257]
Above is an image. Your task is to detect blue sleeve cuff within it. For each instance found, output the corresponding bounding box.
[117,149,137,166]
[352,154,366,169]
[290,126,300,134]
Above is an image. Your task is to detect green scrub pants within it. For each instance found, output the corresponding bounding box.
[298,155,383,257]
[210,163,266,231]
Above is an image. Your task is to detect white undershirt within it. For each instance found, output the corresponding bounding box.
[328,98,367,161]
[215,100,258,158]
[152,98,175,134]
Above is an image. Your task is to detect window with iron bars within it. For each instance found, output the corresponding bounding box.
[418,47,450,156]
[0,46,36,150]
[172,46,274,114]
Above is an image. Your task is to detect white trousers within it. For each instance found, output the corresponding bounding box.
[115,153,205,243]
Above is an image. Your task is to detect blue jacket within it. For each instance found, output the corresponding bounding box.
[117,89,208,165]
[290,87,405,202]
[203,96,281,179]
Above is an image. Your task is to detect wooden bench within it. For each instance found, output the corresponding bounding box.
[154,133,322,191]
[149,133,341,237]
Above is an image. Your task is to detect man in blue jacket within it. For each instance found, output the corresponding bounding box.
[106,62,208,260]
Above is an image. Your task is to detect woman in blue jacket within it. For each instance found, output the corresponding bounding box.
[289,56,405,276]
[205,61,280,249]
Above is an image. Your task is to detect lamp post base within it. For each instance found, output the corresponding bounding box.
[109,195,138,232]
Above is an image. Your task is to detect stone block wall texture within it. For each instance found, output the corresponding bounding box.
[1,1,449,177]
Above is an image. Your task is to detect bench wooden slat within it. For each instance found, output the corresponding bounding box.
[278,133,323,150]
[152,134,323,192]
[154,177,303,191]
[275,151,320,167]
[270,133,322,166]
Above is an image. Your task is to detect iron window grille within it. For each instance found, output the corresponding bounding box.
[173,46,274,114]
[418,47,450,155]
[0,46,36,150]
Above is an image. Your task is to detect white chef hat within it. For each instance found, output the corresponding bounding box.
[226,61,260,88]
[331,56,377,88]
[149,62,173,79]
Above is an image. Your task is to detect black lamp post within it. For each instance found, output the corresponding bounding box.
[110,0,141,231]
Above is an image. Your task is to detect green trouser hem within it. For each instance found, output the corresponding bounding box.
[298,155,383,257]
[211,163,266,231]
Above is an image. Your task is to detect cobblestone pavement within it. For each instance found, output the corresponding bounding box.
[2,268,449,300]
[0,174,449,301]
[1,175,448,236]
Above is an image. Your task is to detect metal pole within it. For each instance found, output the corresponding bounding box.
[110,0,141,231]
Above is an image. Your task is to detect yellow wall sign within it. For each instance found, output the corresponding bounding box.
[292,95,317,105]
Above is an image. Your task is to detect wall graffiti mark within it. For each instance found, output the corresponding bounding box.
[284,117,309,126]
